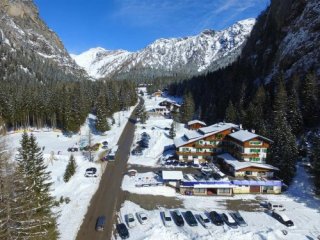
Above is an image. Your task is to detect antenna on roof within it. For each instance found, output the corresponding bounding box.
[239,124,243,129]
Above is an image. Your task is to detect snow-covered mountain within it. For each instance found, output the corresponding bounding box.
[0,0,85,76]
[72,19,255,80]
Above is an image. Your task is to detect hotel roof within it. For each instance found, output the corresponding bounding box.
[228,130,272,143]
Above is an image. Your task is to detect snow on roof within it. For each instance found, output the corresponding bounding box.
[174,122,238,148]
[218,153,279,171]
[193,183,233,188]
[162,171,184,180]
[229,130,272,143]
[198,122,238,135]
[185,131,202,140]
[187,120,206,126]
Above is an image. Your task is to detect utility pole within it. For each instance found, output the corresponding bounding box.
[88,128,92,162]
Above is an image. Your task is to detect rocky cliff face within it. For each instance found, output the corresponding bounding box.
[0,0,84,76]
[72,19,255,80]
[239,0,320,83]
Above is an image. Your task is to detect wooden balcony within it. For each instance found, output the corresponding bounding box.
[176,151,213,156]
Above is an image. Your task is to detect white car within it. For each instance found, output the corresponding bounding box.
[196,213,211,228]
[136,212,148,225]
[161,211,174,227]
[84,167,97,177]
[126,213,136,228]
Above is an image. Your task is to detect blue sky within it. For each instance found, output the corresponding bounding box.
[34,0,270,54]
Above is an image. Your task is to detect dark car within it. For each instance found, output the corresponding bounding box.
[178,162,186,167]
[230,212,247,227]
[102,141,108,146]
[208,211,224,226]
[271,211,294,227]
[171,210,184,227]
[95,216,106,231]
[184,211,198,226]
[172,161,179,166]
[187,161,193,167]
[116,223,129,239]
[221,213,238,229]
[131,149,143,156]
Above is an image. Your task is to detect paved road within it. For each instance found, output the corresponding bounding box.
[76,100,142,240]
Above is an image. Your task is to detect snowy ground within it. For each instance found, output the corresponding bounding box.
[118,166,320,240]
[128,89,189,167]
[6,105,136,240]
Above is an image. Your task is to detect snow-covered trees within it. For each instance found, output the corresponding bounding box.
[14,133,58,239]
[95,92,110,133]
[138,104,149,124]
[267,79,298,183]
[312,136,320,194]
[225,100,237,123]
[64,154,77,182]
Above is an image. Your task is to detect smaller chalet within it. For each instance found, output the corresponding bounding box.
[152,90,162,97]
[148,106,169,116]
[217,153,278,178]
[159,100,181,113]
[187,120,206,130]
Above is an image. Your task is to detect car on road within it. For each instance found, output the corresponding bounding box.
[126,214,136,228]
[136,212,148,225]
[171,210,184,226]
[161,211,174,227]
[271,211,294,227]
[221,213,238,229]
[208,211,224,226]
[116,223,129,239]
[84,167,97,177]
[95,216,106,232]
[196,213,211,228]
[184,211,198,226]
[230,212,248,227]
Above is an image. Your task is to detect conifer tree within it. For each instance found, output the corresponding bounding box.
[225,100,237,123]
[15,133,58,239]
[169,122,176,139]
[300,73,319,127]
[312,136,320,194]
[286,87,303,135]
[180,92,195,123]
[95,93,110,133]
[267,78,298,183]
[64,154,77,182]
[139,104,148,124]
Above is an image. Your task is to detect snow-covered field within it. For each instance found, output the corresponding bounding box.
[6,105,136,240]
[128,89,188,167]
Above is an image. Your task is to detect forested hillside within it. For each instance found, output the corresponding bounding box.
[168,0,320,185]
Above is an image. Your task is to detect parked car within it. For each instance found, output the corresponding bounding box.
[221,213,238,229]
[84,167,97,177]
[187,161,193,167]
[95,216,106,231]
[196,213,210,228]
[201,166,212,175]
[164,127,170,130]
[178,162,186,167]
[136,212,148,225]
[194,174,203,181]
[184,211,198,226]
[102,141,108,146]
[165,160,173,166]
[126,214,136,228]
[101,145,108,150]
[267,202,285,211]
[171,210,184,227]
[116,223,129,239]
[67,147,78,152]
[172,161,179,166]
[208,211,224,226]
[271,211,294,227]
[161,211,174,227]
[230,212,248,227]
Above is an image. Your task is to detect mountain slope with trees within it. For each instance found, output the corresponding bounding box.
[168,0,320,185]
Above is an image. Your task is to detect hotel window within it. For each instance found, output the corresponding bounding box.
[216,134,223,139]
[196,148,201,152]
[249,141,262,145]
[263,149,267,153]
[199,140,204,145]
[245,171,253,175]
[250,149,260,153]
[182,148,189,152]
[194,188,205,193]
[219,188,231,194]
[250,157,260,162]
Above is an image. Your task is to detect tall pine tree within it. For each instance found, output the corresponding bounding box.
[312,135,320,194]
[267,78,298,183]
[180,92,195,123]
[225,100,237,123]
[64,154,77,182]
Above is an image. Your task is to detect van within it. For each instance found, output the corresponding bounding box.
[267,202,285,211]
[271,211,294,227]
[95,216,106,231]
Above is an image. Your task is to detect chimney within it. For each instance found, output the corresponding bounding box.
[239,124,243,130]
[251,129,255,133]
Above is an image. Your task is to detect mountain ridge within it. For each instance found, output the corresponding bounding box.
[72,18,256,80]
